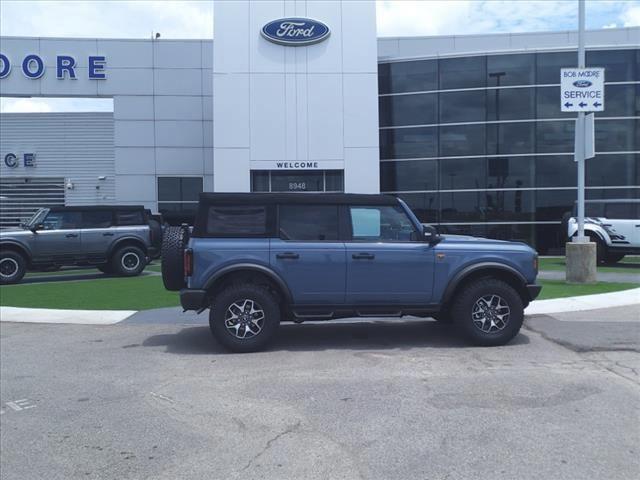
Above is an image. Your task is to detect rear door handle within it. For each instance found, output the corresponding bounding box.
[103,232,114,236]
[352,253,375,260]
[65,233,78,238]
[276,252,299,260]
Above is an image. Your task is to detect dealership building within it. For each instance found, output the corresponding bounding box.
[0,0,638,252]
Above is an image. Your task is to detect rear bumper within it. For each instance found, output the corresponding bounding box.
[526,284,542,301]
[180,289,207,311]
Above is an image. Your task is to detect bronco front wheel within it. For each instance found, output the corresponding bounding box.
[451,278,524,346]
[209,284,280,353]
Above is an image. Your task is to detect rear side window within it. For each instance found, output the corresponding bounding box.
[206,205,267,236]
[278,205,339,241]
[82,211,112,228]
[115,210,145,226]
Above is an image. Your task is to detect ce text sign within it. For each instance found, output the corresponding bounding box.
[560,68,604,112]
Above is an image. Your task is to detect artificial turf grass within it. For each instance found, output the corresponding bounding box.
[0,274,179,310]
[535,279,638,300]
[538,256,640,273]
[0,274,637,311]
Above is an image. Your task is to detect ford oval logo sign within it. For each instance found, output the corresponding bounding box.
[573,80,592,88]
[261,18,330,46]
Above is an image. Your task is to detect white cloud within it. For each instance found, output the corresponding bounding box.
[0,1,213,39]
[623,5,640,26]
[0,0,638,40]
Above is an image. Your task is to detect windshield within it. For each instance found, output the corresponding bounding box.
[25,208,49,228]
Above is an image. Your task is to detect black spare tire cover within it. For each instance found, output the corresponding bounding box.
[161,226,190,291]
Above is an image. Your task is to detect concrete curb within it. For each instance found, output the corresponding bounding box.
[0,306,136,325]
[525,287,640,315]
[1,288,638,325]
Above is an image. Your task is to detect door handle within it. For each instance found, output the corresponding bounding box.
[103,232,114,236]
[352,252,375,260]
[276,252,299,260]
[65,233,78,238]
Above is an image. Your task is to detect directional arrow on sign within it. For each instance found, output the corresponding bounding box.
[594,101,602,108]
[579,102,587,108]
[564,102,573,108]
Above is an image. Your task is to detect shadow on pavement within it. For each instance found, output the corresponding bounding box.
[142,320,530,355]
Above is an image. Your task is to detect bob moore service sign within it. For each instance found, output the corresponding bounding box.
[261,18,330,46]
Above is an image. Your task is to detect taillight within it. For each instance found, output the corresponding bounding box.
[184,248,193,277]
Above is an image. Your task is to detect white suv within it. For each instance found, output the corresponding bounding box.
[565,199,640,264]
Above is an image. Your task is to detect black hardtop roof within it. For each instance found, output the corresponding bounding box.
[48,205,145,212]
[199,192,400,206]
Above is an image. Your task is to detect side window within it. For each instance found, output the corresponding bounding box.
[350,205,416,242]
[207,205,267,236]
[42,211,81,230]
[605,203,635,220]
[278,205,339,241]
[82,211,112,228]
[115,210,144,226]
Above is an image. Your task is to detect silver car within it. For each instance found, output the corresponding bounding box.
[0,206,161,284]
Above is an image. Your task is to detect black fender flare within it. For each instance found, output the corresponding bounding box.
[0,241,32,262]
[203,263,293,304]
[107,236,148,258]
[441,262,528,304]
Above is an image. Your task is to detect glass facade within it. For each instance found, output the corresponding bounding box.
[251,170,344,193]
[378,48,640,253]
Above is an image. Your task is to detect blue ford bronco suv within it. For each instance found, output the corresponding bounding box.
[161,193,541,352]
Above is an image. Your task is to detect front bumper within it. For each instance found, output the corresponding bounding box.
[180,289,207,311]
[526,284,542,301]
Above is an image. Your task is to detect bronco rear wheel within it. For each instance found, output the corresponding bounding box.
[451,278,524,346]
[161,226,189,291]
[209,284,280,353]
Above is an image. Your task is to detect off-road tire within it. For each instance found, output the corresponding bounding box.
[209,284,280,353]
[161,226,189,291]
[111,245,146,277]
[586,234,606,264]
[451,278,524,347]
[603,252,625,264]
[97,264,113,274]
[433,311,453,324]
[0,250,27,285]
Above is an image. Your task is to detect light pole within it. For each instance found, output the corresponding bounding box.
[575,0,586,242]
[565,0,597,284]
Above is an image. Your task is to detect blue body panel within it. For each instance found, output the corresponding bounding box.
[345,241,435,304]
[269,239,346,304]
[188,238,271,290]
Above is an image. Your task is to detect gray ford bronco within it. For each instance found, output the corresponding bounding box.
[161,193,541,353]
[0,205,162,284]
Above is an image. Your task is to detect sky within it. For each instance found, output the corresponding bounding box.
[1,0,639,112]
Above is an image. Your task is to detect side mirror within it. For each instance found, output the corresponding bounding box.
[30,223,44,233]
[421,225,441,245]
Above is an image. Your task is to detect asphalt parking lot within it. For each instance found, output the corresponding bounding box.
[1,308,639,480]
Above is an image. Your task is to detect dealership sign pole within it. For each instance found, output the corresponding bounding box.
[563,0,603,282]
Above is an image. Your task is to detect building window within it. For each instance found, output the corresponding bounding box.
[250,170,344,192]
[157,177,203,215]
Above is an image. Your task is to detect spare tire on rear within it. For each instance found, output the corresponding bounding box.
[161,226,189,291]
